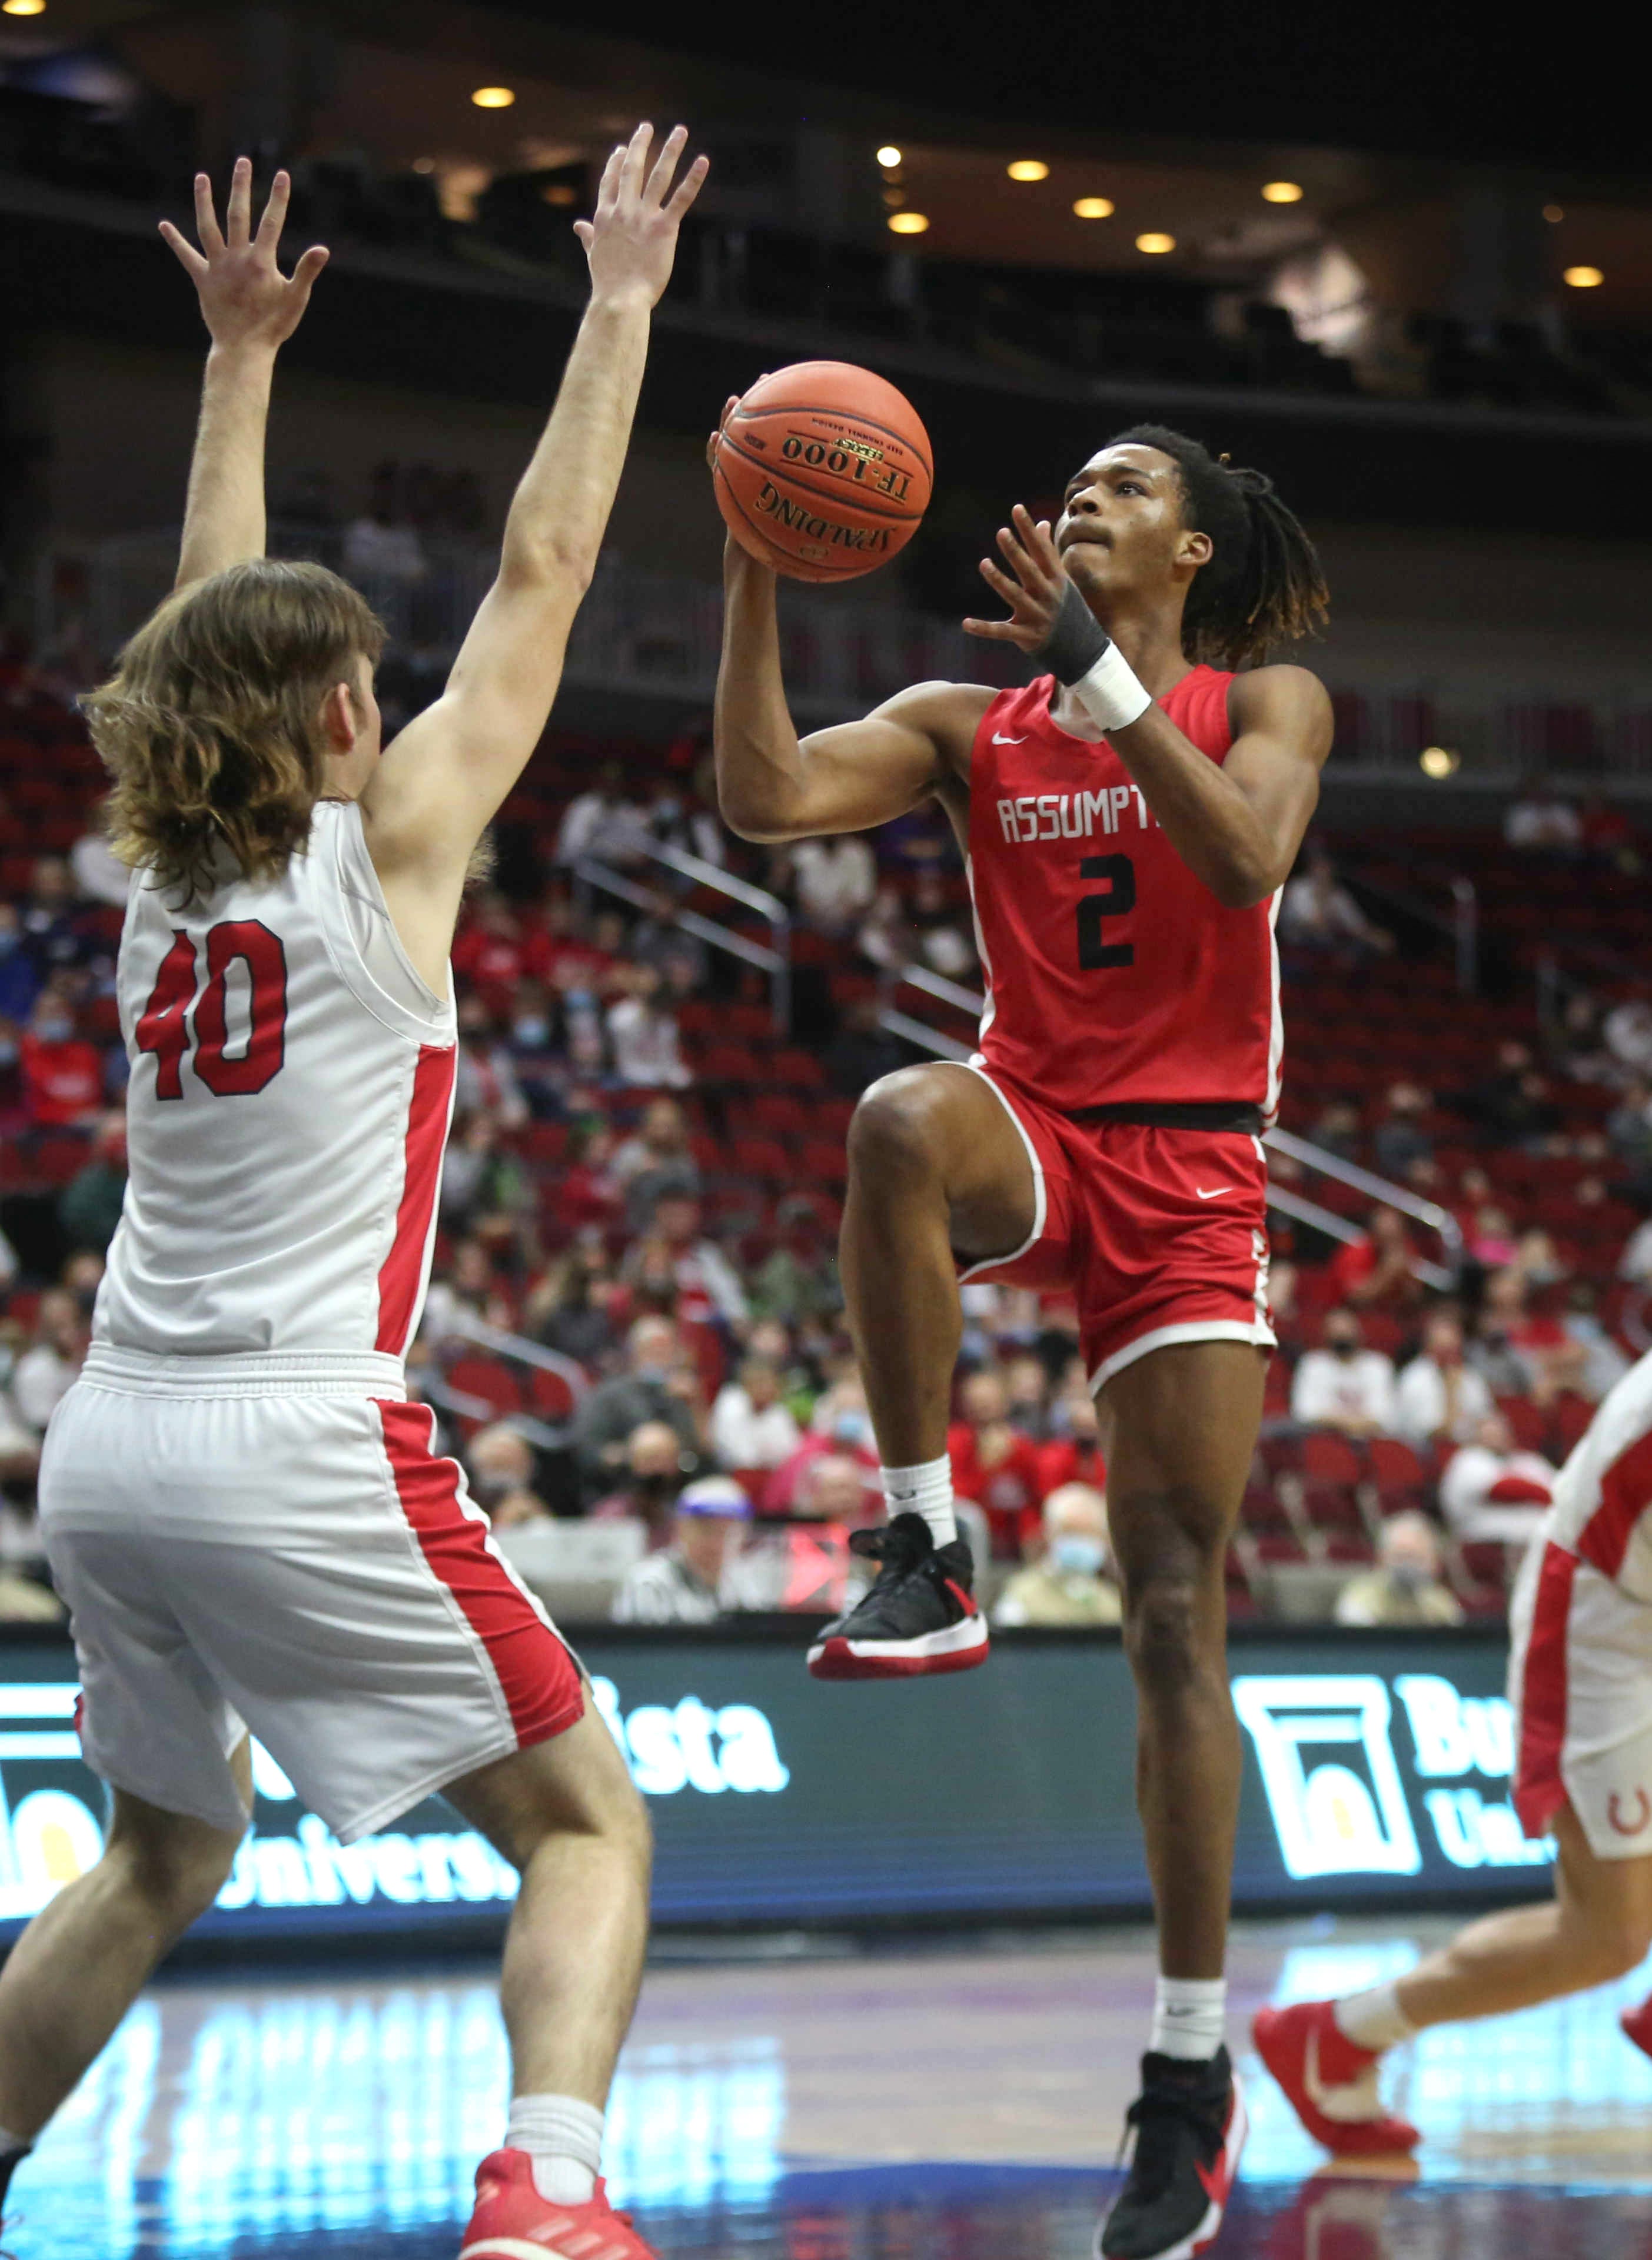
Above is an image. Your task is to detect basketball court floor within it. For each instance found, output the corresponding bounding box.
[12,1920,1652,2258]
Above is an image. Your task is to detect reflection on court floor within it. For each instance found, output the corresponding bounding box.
[8,1927,1652,2257]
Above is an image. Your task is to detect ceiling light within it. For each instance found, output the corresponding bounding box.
[1543,203,1565,222]
[1419,746,1460,779]
[1564,265,1603,288]
[876,145,902,169]
[888,211,930,235]
[471,86,516,109]
[1073,197,1115,220]
[412,157,435,174]
[1135,231,1175,255]
[1007,160,1049,182]
[1262,180,1304,204]
[1,2,47,15]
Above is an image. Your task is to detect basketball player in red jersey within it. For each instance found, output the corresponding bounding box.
[712,423,1329,2260]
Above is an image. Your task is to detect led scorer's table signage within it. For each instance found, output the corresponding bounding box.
[0,1627,1547,1945]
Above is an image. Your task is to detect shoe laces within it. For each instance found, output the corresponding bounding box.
[847,1516,932,1576]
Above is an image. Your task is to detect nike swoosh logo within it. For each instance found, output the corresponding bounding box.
[1195,1186,1235,1199]
[1304,2025,1383,2122]
[992,732,1027,744]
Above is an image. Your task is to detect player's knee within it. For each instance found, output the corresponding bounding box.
[1122,1573,1205,1697]
[847,1072,951,1189]
[106,1816,242,1930]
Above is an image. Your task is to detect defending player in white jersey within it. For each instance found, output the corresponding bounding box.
[1255,1345,1652,2155]
[0,132,706,2260]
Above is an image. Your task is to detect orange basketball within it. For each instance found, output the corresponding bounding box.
[713,361,932,584]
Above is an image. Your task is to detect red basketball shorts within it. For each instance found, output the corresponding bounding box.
[949,1063,1275,1394]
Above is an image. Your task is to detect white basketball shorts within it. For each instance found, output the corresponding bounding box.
[1510,1524,1652,1861]
[39,1347,584,1843]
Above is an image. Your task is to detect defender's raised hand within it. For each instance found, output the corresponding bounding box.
[161,157,328,352]
[963,504,1068,649]
[575,123,708,309]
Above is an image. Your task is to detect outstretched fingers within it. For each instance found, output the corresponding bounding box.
[192,171,224,256]
[617,121,653,202]
[643,124,688,208]
[158,218,209,279]
[667,150,710,220]
[225,154,254,247]
[255,168,291,252]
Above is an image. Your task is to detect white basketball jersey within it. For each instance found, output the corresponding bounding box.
[98,800,457,1362]
[1547,1347,1652,1603]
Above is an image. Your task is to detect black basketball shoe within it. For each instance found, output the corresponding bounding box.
[1098,2047,1247,2260]
[806,1511,989,1680]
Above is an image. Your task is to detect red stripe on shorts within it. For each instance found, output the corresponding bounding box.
[1577,1428,1652,1583]
[376,1043,457,1356]
[374,1398,583,1747]
[1514,1540,1576,1838]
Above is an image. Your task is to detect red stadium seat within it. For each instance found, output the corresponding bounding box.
[443,1358,524,1423]
[1497,1395,1550,1453]
[1367,1436,1432,1513]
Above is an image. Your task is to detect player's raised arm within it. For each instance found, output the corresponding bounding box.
[712,437,979,842]
[161,158,330,590]
[362,125,706,902]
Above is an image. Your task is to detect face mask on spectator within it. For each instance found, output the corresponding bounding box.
[636,1361,669,1385]
[1328,1332,1358,1360]
[513,1013,550,1048]
[471,1471,511,1508]
[35,1014,72,1043]
[1050,1534,1105,1577]
[1390,1562,1429,1595]
[0,1038,15,1068]
[833,1409,869,1447]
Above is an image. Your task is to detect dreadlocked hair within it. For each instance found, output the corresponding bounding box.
[85,558,385,906]
[1106,423,1328,670]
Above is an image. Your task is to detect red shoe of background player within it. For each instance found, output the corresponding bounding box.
[1251,2000,1420,2157]
[1620,1997,1652,2060]
[459,2152,657,2260]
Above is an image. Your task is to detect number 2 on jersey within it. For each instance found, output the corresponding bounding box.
[1076,853,1136,970]
[135,920,288,1098]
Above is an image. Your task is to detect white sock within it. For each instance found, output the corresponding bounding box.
[506,2093,604,2206]
[880,1456,957,1547]
[1151,1976,1227,2062]
[1334,1982,1414,2054]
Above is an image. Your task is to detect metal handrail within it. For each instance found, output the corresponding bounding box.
[571,843,792,1034]
[895,963,988,1016]
[423,1376,569,1452]
[444,1308,590,1400]
[1263,1182,1454,1292]
[1262,1126,1463,1282]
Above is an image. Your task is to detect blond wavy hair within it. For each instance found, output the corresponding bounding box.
[85,559,385,903]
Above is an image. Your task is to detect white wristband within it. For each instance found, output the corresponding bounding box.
[1070,642,1154,734]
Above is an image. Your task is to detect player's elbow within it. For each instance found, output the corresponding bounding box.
[498,530,595,601]
[1209,843,1287,910]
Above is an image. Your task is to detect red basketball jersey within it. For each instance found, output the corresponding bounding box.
[966,668,1282,1116]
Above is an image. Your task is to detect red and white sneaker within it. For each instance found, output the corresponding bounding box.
[807,1513,988,1681]
[1251,2000,1420,2158]
[1620,1996,1652,2060]
[459,2152,657,2259]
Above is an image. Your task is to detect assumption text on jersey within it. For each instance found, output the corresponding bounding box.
[996,786,1158,843]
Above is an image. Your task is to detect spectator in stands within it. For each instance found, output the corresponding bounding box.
[440,1111,529,1233]
[712,1355,802,1474]
[824,995,906,1098]
[421,1235,510,1348]
[1504,783,1581,854]
[554,761,652,868]
[524,1245,618,1369]
[1290,1308,1397,1436]
[68,812,130,909]
[58,1108,126,1255]
[766,1374,877,1512]
[1334,1511,1464,1627]
[19,857,89,979]
[1037,1386,1109,1498]
[1438,1411,1556,1543]
[11,1287,87,1433]
[0,904,41,1025]
[591,1418,693,1536]
[792,833,876,935]
[1309,1099,1362,1162]
[1371,1081,1434,1179]
[341,486,426,591]
[1003,1352,1055,1441]
[1329,1205,1421,1312]
[467,1423,552,1530]
[454,995,528,1127]
[949,1367,1045,1557]
[1462,1039,1563,1151]
[993,1483,1122,1628]
[610,1476,753,1624]
[607,965,690,1088]
[630,885,709,995]
[792,1448,875,1527]
[574,1316,703,1490]
[19,990,102,1128]
[645,1192,749,1328]
[1393,1311,1493,1447]
[611,1096,699,1229]
[748,1210,841,1327]
[856,886,913,975]
[1467,1267,1541,1399]
[1278,847,1393,958]
[547,1123,621,1235]
[1604,996,1652,1081]
[451,892,552,1011]
[1549,991,1615,1085]
[1466,1202,1520,1269]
